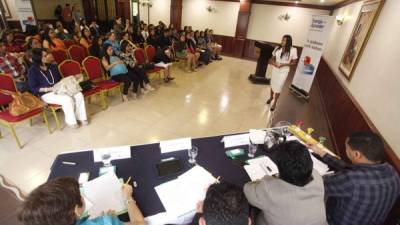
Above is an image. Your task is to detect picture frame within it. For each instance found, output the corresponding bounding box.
[0,0,11,18]
[339,0,385,80]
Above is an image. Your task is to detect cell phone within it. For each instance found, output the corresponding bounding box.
[156,157,183,177]
[78,172,90,185]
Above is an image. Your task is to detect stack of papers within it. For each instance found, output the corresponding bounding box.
[81,172,127,219]
[154,165,217,219]
[244,156,279,181]
[160,137,192,153]
[93,145,131,162]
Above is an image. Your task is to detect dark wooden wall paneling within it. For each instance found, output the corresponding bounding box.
[170,0,183,30]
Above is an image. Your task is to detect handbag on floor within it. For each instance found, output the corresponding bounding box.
[0,89,45,116]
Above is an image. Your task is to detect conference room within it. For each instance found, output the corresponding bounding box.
[0,0,399,225]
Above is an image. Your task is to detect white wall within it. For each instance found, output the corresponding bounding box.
[182,0,239,37]
[324,0,400,157]
[247,4,330,46]
[139,0,170,25]
[4,0,18,20]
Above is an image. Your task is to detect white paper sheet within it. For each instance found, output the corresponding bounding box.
[93,145,131,162]
[249,129,267,144]
[310,153,330,175]
[154,165,216,219]
[222,133,250,148]
[245,156,279,181]
[81,172,126,219]
[160,137,192,153]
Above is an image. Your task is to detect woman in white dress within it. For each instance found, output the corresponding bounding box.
[266,35,298,111]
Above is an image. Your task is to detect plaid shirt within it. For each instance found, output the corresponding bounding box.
[322,154,400,225]
[0,53,26,80]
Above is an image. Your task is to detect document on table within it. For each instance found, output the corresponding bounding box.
[160,137,192,153]
[93,145,131,162]
[154,165,217,218]
[222,133,250,148]
[244,156,279,181]
[81,172,127,219]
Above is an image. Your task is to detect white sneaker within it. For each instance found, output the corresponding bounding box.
[141,88,149,95]
[68,123,79,129]
[80,120,89,126]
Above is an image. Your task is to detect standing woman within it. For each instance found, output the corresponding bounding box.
[267,34,298,111]
[28,48,88,128]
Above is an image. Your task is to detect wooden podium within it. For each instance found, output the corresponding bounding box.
[248,41,274,84]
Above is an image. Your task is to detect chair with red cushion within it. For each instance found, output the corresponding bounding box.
[52,49,69,65]
[68,45,87,65]
[140,46,164,83]
[0,74,50,149]
[82,56,122,107]
[58,60,105,109]
[63,39,76,49]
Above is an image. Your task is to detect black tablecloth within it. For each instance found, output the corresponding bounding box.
[48,134,264,217]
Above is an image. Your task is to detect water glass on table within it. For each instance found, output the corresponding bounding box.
[188,146,198,164]
[248,140,258,158]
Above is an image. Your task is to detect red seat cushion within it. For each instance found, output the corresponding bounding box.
[0,108,43,123]
[82,86,103,97]
[93,80,120,90]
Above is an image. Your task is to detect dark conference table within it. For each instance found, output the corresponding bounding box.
[48,134,263,218]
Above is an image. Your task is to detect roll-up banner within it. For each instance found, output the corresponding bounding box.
[15,0,36,32]
[291,15,333,99]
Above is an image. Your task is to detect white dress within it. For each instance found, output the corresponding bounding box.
[270,47,298,93]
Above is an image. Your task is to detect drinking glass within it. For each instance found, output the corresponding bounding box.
[248,140,258,158]
[101,153,112,167]
[188,146,198,164]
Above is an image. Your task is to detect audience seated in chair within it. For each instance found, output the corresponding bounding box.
[120,41,154,93]
[79,28,92,49]
[101,43,140,101]
[190,182,250,225]
[55,21,71,40]
[0,40,28,92]
[310,131,400,225]
[28,48,88,129]
[18,177,145,225]
[2,30,24,53]
[175,34,196,72]
[88,37,103,58]
[244,141,327,225]
[43,28,67,51]
[104,31,122,56]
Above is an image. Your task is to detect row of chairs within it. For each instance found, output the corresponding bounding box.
[0,56,122,149]
[1,43,169,149]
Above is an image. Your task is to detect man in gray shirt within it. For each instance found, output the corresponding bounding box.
[244,141,327,225]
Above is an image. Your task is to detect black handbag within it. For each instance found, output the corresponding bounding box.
[144,62,155,70]
[79,80,93,91]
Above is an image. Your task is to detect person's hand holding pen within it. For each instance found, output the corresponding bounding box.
[122,177,133,200]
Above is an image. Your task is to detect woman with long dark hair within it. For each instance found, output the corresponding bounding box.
[266,34,298,111]
[79,28,92,49]
[102,43,141,101]
[28,48,88,128]
[42,28,66,51]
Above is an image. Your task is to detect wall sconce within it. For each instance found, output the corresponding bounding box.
[336,15,344,25]
[278,13,291,21]
[140,0,153,7]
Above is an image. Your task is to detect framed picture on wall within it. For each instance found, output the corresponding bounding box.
[0,0,11,18]
[339,0,385,80]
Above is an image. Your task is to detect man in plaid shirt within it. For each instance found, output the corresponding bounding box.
[311,132,400,225]
[0,41,27,92]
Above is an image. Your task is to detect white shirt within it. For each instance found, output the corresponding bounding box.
[272,46,298,72]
